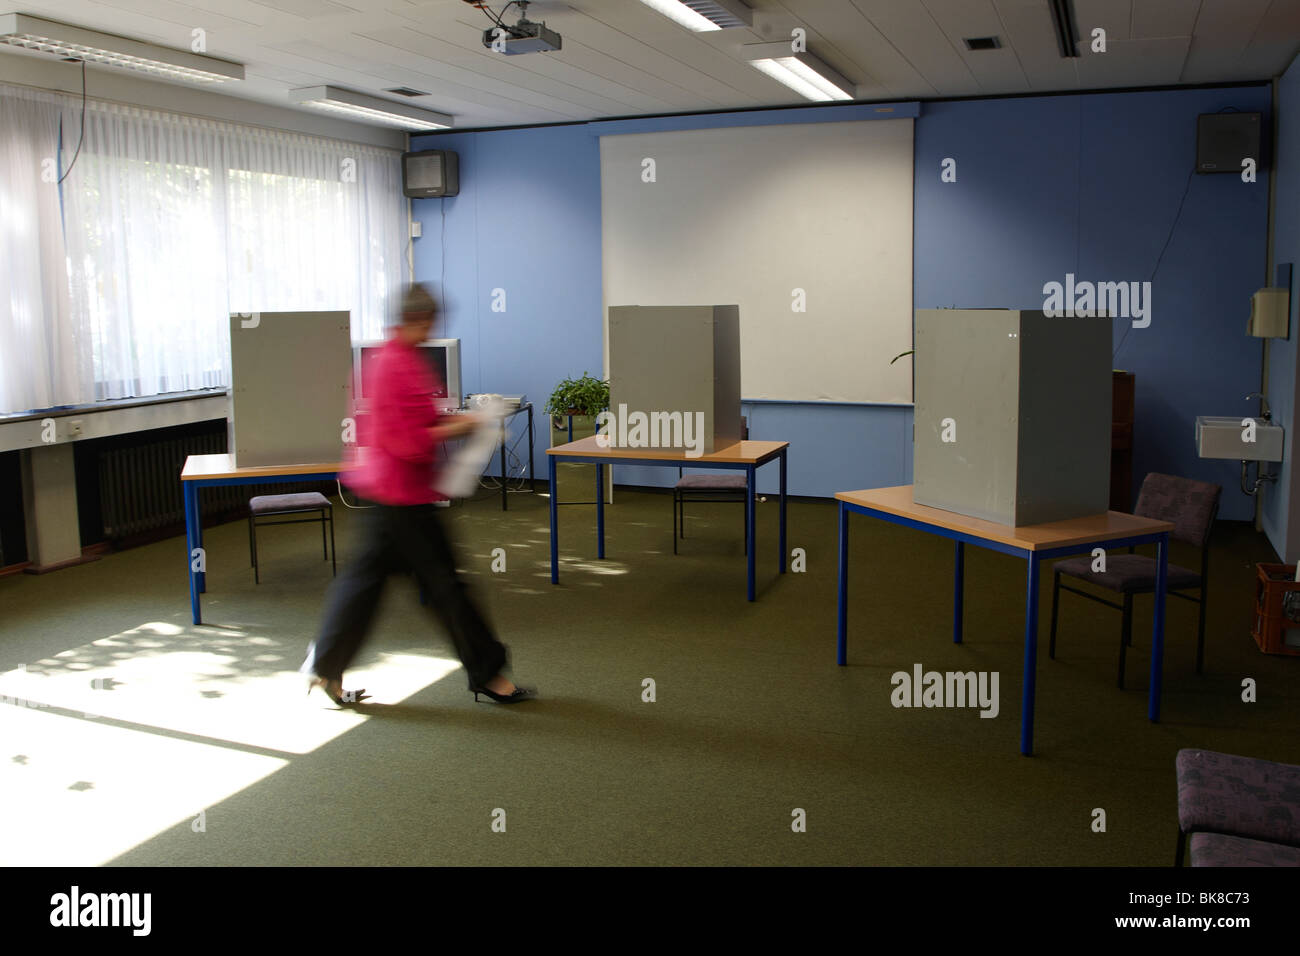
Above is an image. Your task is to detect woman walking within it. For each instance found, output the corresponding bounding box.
[302,283,534,705]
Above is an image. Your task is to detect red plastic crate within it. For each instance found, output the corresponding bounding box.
[1252,563,1300,657]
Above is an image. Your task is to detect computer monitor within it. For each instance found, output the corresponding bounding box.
[354,338,462,412]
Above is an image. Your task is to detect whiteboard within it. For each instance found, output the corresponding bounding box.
[600,119,914,404]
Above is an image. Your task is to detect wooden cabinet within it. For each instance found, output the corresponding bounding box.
[1111,371,1135,512]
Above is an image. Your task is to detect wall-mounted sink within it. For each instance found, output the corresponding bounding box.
[1196,416,1284,462]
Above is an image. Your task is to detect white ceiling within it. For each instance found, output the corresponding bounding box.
[3,0,1298,130]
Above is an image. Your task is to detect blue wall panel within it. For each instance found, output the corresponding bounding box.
[1264,59,1300,558]
[413,84,1271,522]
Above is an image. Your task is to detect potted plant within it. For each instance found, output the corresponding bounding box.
[545,372,609,425]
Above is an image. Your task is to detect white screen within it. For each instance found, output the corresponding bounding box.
[407,154,443,190]
[600,119,914,404]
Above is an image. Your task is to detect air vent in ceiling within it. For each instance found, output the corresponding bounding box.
[687,1,750,29]
[643,0,752,30]
[384,87,430,97]
[963,36,1001,51]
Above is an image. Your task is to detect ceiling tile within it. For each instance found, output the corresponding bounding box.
[1073,35,1191,87]
[849,0,978,95]
[1131,0,1200,39]
[2,0,1291,129]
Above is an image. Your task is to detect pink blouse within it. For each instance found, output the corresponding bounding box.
[343,336,446,505]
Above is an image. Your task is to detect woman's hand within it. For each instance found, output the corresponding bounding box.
[428,414,479,443]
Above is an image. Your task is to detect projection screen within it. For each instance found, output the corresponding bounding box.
[599,118,914,404]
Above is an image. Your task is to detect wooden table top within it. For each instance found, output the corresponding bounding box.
[547,435,788,464]
[835,485,1173,551]
[181,454,343,481]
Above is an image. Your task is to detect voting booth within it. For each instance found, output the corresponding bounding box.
[913,308,1112,526]
[227,311,353,467]
[606,305,742,455]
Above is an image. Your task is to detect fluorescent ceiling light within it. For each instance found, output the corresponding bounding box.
[639,0,752,32]
[0,13,244,83]
[742,42,854,102]
[289,86,453,131]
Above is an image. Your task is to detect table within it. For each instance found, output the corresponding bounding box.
[490,402,535,510]
[547,436,789,600]
[182,454,341,625]
[835,486,1174,755]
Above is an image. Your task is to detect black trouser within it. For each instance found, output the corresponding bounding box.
[303,502,508,690]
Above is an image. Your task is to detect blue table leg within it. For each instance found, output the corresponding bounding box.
[1021,552,1040,756]
[1149,533,1168,722]
[596,462,605,559]
[746,464,756,601]
[953,540,964,644]
[837,501,848,666]
[194,488,206,594]
[778,450,787,574]
[549,456,559,584]
[185,482,201,625]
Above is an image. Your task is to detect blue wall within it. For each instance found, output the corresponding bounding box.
[410,125,604,482]
[414,84,1271,520]
[1264,57,1300,559]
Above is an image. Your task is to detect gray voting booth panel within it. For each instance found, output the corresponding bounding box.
[607,305,742,455]
[913,309,1111,526]
[228,311,353,467]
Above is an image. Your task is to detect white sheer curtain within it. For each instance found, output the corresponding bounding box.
[223,129,402,337]
[0,86,91,413]
[61,102,231,400]
[0,82,405,411]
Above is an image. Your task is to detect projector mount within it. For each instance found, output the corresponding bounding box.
[464,1,562,55]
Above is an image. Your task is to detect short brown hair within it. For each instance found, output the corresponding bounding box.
[400,283,438,321]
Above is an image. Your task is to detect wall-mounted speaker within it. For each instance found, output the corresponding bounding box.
[1197,112,1262,174]
[403,149,459,198]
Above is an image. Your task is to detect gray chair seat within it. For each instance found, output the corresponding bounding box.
[673,419,749,554]
[250,492,331,514]
[1055,553,1202,592]
[675,473,747,491]
[1049,472,1221,689]
[1190,832,1300,866]
[1175,748,1300,866]
[248,492,335,583]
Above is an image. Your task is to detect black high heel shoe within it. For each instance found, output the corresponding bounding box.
[471,683,537,704]
[307,676,369,706]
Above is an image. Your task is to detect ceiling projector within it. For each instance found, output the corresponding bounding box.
[479,2,561,55]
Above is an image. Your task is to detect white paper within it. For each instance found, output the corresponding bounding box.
[435,397,506,499]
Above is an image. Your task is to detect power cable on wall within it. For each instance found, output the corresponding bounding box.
[57,59,87,184]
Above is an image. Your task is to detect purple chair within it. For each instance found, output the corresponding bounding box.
[672,417,749,555]
[1049,473,1220,688]
[1189,832,1300,866]
[1175,748,1300,866]
[248,492,336,584]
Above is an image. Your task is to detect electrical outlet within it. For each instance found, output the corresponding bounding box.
[410,221,422,238]
[67,420,83,437]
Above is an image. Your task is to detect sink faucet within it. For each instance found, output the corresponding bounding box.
[1246,392,1272,422]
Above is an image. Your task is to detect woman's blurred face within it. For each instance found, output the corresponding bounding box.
[399,312,435,343]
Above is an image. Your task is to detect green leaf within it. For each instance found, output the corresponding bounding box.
[544,372,610,418]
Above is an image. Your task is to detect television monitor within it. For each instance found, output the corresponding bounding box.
[354,338,461,413]
[1196,111,1263,173]
[402,150,459,198]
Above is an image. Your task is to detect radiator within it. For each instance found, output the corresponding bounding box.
[99,429,332,541]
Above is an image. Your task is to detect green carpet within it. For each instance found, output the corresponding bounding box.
[1,486,1296,866]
